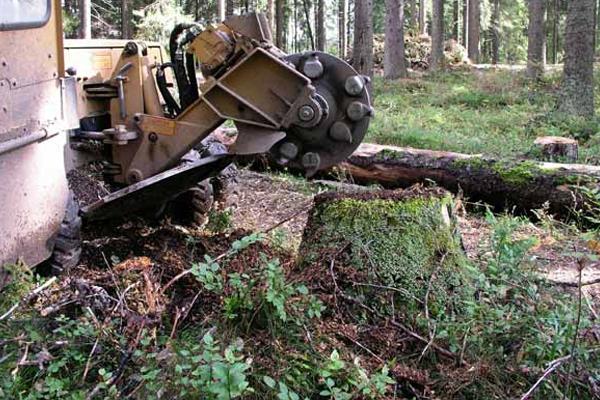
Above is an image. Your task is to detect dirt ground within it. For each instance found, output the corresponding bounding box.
[227,169,600,304]
[75,167,600,307]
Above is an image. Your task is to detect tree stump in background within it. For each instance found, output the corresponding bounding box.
[533,136,578,162]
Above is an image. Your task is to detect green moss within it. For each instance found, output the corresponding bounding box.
[451,157,545,186]
[491,160,542,185]
[450,156,492,171]
[301,193,472,318]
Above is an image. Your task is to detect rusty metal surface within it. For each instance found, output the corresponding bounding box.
[0,0,73,267]
[82,154,232,221]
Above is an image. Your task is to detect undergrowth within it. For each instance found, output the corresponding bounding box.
[369,69,600,164]
[0,207,598,398]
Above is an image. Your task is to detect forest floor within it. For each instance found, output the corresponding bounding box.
[228,170,600,302]
[368,69,600,164]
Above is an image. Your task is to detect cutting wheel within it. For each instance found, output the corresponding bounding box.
[273,51,373,175]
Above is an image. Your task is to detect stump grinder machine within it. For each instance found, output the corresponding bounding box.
[0,0,372,272]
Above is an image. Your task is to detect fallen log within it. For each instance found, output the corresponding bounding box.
[336,143,600,217]
[207,129,600,217]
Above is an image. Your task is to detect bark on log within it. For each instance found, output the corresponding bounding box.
[337,143,600,216]
[206,130,600,217]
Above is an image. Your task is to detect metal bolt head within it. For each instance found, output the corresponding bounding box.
[329,121,353,143]
[280,142,299,160]
[302,152,321,170]
[346,101,368,121]
[148,132,158,143]
[298,105,316,122]
[345,75,365,96]
[303,58,324,79]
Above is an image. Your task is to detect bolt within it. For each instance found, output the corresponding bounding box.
[346,101,368,121]
[302,152,321,170]
[329,121,353,143]
[127,169,143,184]
[2,106,7,113]
[280,142,299,160]
[344,75,365,96]
[298,105,316,122]
[148,132,158,143]
[303,58,324,79]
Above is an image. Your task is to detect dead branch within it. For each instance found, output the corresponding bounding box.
[0,277,57,321]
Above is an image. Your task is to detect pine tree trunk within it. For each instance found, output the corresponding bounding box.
[276,0,286,49]
[384,0,408,79]
[491,0,499,64]
[226,0,235,17]
[267,0,275,34]
[339,0,348,57]
[317,0,326,50]
[431,0,444,70]
[527,0,546,79]
[217,0,226,21]
[121,0,132,39]
[452,0,459,40]
[467,0,480,62]
[551,0,559,64]
[80,0,91,39]
[352,0,374,77]
[557,0,595,118]
[419,0,427,34]
[462,0,468,47]
[410,0,418,30]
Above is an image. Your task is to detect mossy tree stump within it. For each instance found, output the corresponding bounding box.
[299,187,473,320]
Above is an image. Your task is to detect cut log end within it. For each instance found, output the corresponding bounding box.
[534,136,578,162]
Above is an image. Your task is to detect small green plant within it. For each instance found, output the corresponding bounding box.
[206,208,234,233]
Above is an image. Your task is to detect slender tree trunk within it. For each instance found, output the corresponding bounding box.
[317,0,326,50]
[491,0,499,64]
[410,0,418,30]
[352,0,374,78]
[467,0,480,62]
[452,0,459,40]
[431,0,444,70]
[419,0,427,35]
[121,0,132,39]
[80,0,91,39]
[217,0,226,21]
[276,0,285,49]
[303,0,316,49]
[551,0,559,63]
[527,0,546,79]
[339,0,348,57]
[226,0,235,17]
[294,0,299,51]
[385,0,408,79]
[266,0,275,33]
[462,0,468,46]
[557,0,595,118]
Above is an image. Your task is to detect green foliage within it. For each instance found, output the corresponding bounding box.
[206,208,234,234]
[61,9,79,38]
[134,0,193,47]
[368,70,600,165]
